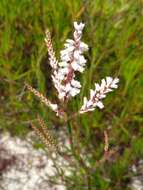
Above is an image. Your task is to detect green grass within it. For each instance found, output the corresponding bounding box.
[0,0,143,189]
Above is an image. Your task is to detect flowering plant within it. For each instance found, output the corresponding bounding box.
[25,21,118,152]
[24,21,119,189]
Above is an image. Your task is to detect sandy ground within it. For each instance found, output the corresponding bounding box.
[130,160,143,190]
[0,132,142,190]
[0,131,70,190]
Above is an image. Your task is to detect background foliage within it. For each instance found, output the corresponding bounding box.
[0,0,143,189]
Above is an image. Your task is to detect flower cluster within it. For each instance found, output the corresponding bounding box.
[45,22,88,101]
[25,21,119,153]
[80,77,119,113]
[26,22,119,119]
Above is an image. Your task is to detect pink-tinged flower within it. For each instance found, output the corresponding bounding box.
[48,22,88,101]
[25,21,119,121]
[79,77,119,114]
[44,22,119,117]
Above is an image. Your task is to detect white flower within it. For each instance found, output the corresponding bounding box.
[110,78,119,88]
[52,22,88,101]
[71,79,81,88]
[65,83,72,92]
[79,42,89,52]
[43,22,119,118]
[79,77,119,114]
[71,61,85,72]
[95,83,101,91]
[73,50,80,60]
[106,76,113,86]
[70,87,80,97]
[74,22,85,31]
[58,61,68,67]
[96,101,104,109]
[49,103,58,111]
[78,55,87,65]
[45,21,119,112]
[60,51,71,62]
[58,67,69,75]
[58,91,66,100]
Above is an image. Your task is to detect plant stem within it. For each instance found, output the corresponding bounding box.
[67,120,91,190]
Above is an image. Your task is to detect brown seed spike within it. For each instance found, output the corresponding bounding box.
[45,29,58,70]
[37,115,58,151]
[30,122,58,152]
[37,115,48,134]
[24,82,59,116]
[24,83,50,107]
[30,123,51,149]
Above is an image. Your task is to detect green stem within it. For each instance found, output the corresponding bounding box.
[67,120,91,190]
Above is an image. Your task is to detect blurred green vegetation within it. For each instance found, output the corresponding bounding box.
[0,0,143,189]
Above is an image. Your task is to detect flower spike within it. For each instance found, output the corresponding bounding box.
[79,77,119,114]
[51,22,88,101]
[24,83,59,116]
[45,29,58,70]
[31,117,58,152]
